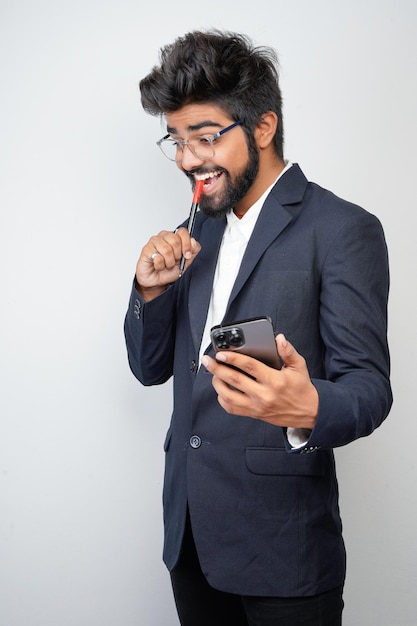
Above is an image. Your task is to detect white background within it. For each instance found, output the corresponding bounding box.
[1,1,416,624]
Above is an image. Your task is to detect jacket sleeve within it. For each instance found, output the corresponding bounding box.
[289,210,392,453]
[124,281,178,386]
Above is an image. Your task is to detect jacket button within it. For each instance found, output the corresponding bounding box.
[190,360,197,372]
[190,435,202,449]
[134,299,141,319]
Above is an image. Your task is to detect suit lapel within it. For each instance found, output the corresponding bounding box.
[227,164,308,312]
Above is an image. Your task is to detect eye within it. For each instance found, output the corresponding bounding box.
[198,136,213,145]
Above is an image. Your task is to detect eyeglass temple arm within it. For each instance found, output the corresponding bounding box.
[213,120,243,140]
[156,133,170,147]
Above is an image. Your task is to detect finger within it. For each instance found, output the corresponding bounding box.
[171,227,192,257]
[275,333,304,369]
[175,228,201,263]
[136,238,178,289]
[203,354,242,387]
[214,350,268,382]
[212,374,249,414]
[147,232,182,269]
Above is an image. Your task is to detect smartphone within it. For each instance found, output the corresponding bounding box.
[210,316,281,370]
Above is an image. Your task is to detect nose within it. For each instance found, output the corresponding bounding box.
[178,144,206,170]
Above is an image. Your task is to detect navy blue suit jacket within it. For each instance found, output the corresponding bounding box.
[124,164,392,596]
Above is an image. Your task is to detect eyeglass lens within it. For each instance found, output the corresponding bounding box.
[160,138,215,162]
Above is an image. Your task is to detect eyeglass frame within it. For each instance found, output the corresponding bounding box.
[156,120,244,162]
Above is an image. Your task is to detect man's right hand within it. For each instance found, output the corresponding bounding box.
[135,229,201,301]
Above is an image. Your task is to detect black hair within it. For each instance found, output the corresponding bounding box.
[139,30,284,159]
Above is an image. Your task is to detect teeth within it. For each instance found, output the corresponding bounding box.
[195,171,220,181]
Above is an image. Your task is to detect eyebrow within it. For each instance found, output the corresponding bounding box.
[166,120,223,135]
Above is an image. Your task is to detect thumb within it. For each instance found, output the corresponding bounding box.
[275,333,301,369]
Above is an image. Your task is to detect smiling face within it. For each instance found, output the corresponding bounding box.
[165,103,261,219]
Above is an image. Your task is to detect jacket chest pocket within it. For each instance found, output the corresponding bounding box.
[231,270,316,339]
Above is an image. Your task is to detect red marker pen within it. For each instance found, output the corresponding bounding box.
[179,178,204,277]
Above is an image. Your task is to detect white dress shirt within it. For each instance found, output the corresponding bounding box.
[198,162,310,448]
[200,162,292,362]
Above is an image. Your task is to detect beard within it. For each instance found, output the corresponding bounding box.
[188,141,260,219]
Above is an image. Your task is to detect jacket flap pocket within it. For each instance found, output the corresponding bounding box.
[245,447,325,476]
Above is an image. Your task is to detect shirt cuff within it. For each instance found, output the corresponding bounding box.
[286,427,312,449]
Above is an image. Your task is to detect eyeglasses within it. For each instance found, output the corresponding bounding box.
[156,120,243,162]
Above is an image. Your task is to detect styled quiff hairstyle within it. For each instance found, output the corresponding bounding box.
[139,30,284,159]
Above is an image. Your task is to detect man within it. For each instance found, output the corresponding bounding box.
[124,30,392,625]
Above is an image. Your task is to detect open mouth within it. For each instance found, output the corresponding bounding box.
[195,170,223,190]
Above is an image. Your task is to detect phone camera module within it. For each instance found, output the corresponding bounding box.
[213,328,245,350]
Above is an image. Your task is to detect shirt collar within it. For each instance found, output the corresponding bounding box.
[226,161,293,238]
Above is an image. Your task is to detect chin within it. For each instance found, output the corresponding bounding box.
[199,199,232,219]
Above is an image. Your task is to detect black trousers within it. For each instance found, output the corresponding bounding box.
[170,516,344,626]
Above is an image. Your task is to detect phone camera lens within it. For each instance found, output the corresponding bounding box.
[228,329,243,347]
[215,332,229,350]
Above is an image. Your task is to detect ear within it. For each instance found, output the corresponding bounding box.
[254,111,278,149]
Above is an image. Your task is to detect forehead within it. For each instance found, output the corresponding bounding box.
[165,103,232,134]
